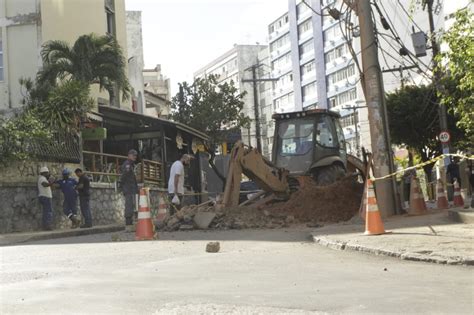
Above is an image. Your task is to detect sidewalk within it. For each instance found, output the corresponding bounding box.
[311,209,474,266]
[0,224,124,246]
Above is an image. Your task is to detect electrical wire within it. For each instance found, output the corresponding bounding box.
[396,0,424,33]
[301,0,330,17]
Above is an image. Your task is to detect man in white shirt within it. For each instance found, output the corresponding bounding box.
[168,154,192,213]
[38,166,54,230]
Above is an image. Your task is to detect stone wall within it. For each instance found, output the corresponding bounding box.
[0,182,167,234]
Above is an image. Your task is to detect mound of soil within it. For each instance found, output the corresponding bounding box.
[262,176,364,223]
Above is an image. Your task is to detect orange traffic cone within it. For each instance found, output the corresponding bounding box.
[408,176,427,215]
[453,179,464,207]
[364,180,386,235]
[155,192,169,224]
[436,179,449,210]
[135,188,154,241]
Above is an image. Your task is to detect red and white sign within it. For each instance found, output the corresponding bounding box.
[439,131,451,144]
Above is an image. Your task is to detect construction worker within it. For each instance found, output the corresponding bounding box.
[38,166,54,230]
[120,149,139,227]
[168,154,192,213]
[55,168,81,228]
[75,168,93,228]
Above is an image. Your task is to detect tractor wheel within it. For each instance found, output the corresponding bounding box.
[313,164,346,186]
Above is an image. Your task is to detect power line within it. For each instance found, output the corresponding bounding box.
[395,0,424,33]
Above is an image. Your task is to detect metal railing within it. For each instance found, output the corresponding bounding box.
[82,151,163,186]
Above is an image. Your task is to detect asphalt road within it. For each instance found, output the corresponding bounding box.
[1,228,473,314]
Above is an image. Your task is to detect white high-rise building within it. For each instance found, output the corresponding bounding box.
[267,0,449,156]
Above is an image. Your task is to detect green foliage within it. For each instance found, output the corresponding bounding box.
[38,33,131,102]
[171,75,250,146]
[0,111,52,164]
[436,8,474,145]
[386,84,465,178]
[29,80,94,133]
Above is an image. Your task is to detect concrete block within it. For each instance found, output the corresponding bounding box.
[193,212,216,229]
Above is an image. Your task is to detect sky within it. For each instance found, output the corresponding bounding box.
[125,0,288,94]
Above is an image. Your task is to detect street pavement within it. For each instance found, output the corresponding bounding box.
[1,228,473,314]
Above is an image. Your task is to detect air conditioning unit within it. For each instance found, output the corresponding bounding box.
[335,86,339,91]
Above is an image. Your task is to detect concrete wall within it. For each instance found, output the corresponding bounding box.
[0,0,130,112]
[0,181,168,234]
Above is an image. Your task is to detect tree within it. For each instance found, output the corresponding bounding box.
[386,84,464,180]
[436,8,474,145]
[171,75,250,182]
[38,33,130,104]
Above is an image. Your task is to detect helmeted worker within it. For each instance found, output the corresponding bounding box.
[55,168,81,228]
[120,149,139,226]
[38,166,54,230]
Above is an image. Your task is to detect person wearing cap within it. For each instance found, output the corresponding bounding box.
[75,168,92,228]
[55,168,80,228]
[120,149,139,226]
[38,166,54,230]
[168,154,192,213]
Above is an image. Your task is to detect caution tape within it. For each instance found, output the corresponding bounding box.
[370,153,474,182]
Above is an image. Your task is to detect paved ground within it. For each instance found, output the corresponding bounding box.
[1,228,473,314]
[312,211,474,265]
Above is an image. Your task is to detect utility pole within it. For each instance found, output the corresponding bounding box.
[242,63,278,153]
[425,0,449,163]
[358,0,396,217]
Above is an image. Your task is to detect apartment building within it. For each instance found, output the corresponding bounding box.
[194,44,271,155]
[267,0,450,156]
[0,0,130,112]
[126,10,145,114]
[143,64,171,118]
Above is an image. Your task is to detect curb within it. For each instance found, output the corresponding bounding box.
[0,225,125,246]
[311,234,474,266]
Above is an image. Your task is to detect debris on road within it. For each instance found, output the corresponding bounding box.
[206,241,220,253]
[157,176,363,232]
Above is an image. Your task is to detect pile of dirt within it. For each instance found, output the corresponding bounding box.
[157,176,363,232]
[262,176,364,223]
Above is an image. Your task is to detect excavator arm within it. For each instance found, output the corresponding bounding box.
[222,141,290,207]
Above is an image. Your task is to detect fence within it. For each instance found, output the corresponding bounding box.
[82,151,163,186]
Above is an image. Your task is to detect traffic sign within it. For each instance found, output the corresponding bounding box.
[439,130,451,144]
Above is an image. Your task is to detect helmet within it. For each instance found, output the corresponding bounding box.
[62,168,71,176]
[39,166,49,173]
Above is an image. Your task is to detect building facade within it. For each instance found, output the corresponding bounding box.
[267,0,452,157]
[194,44,272,155]
[0,0,130,113]
[143,64,171,117]
[126,10,145,114]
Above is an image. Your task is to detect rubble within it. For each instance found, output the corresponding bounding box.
[206,241,220,253]
[156,176,363,232]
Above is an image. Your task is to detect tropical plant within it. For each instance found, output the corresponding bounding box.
[38,33,130,104]
[171,75,250,182]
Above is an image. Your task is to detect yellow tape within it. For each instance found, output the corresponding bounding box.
[369,153,474,182]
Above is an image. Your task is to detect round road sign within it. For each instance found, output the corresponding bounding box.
[439,131,451,144]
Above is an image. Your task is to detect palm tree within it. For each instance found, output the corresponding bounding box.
[38,33,130,105]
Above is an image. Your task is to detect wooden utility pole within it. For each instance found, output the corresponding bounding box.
[242,63,278,153]
[358,0,396,217]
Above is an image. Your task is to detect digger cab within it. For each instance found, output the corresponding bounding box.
[272,109,347,184]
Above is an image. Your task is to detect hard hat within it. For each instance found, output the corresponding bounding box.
[62,168,71,175]
[39,166,49,173]
[128,149,138,156]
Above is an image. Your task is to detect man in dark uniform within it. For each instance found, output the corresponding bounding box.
[75,168,93,228]
[120,149,139,226]
[55,168,81,228]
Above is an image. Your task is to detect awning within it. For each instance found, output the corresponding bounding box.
[98,105,208,141]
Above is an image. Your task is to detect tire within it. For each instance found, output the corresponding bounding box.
[313,164,346,186]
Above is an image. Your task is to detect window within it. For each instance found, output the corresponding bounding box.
[275,72,293,90]
[328,88,357,108]
[270,33,290,52]
[325,44,348,64]
[278,119,314,156]
[272,53,291,70]
[302,81,317,101]
[315,116,336,147]
[323,24,342,42]
[269,15,289,34]
[0,40,3,81]
[301,60,315,77]
[299,39,313,58]
[105,0,116,36]
[340,113,355,128]
[296,1,310,17]
[327,64,355,84]
[274,92,294,110]
[298,19,312,36]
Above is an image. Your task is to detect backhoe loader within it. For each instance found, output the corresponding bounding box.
[222,109,365,207]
